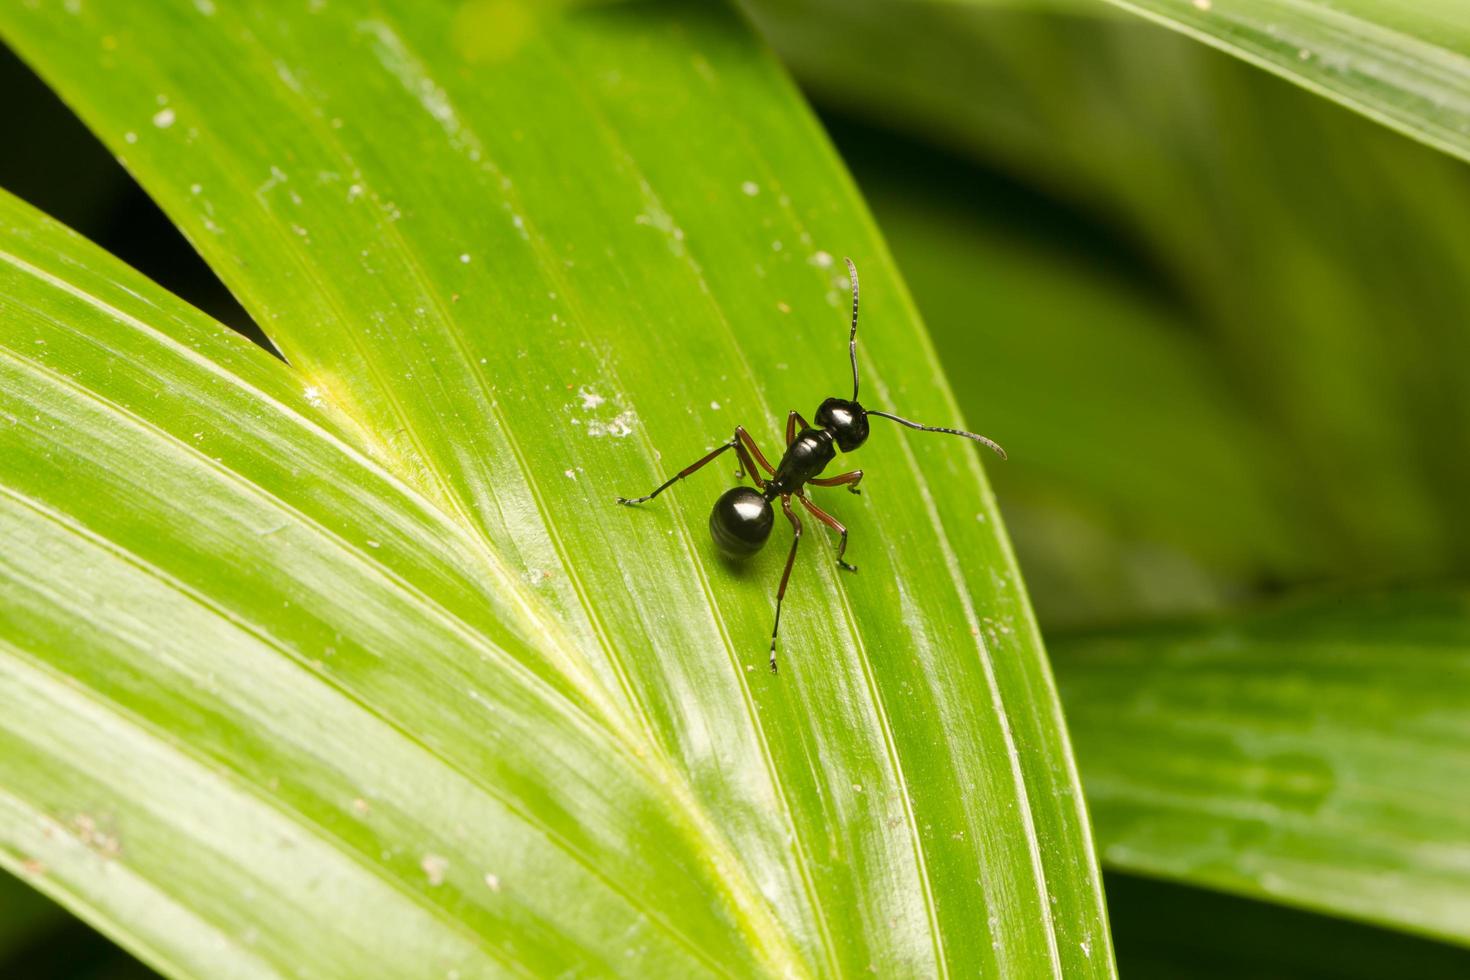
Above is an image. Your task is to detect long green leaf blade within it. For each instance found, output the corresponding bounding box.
[0,2,1112,974]
[1054,590,1470,946]
[871,0,1470,164]
[1086,0,1470,165]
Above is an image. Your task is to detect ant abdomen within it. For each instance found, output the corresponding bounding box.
[710,486,773,558]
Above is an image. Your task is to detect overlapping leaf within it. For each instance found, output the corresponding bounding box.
[1055,590,1470,947]
[1083,0,1470,164]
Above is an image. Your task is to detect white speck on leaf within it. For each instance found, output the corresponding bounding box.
[578,386,605,410]
[741,180,759,196]
[710,401,721,411]
[587,410,637,438]
[152,107,176,129]
[564,469,577,480]
[123,131,138,144]
[484,872,501,892]
[421,854,448,886]
[459,253,471,264]
[303,386,325,407]
[257,165,287,197]
[811,250,834,268]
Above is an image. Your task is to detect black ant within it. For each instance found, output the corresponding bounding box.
[617,258,1005,673]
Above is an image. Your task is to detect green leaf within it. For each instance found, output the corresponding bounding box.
[1080,0,1470,165]
[1052,590,1470,947]
[821,0,1470,165]
[0,3,1111,975]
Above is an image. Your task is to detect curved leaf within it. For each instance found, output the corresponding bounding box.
[1083,0,1470,165]
[854,0,1470,164]
[0,2,1112,975]
[1054,590,1470,947]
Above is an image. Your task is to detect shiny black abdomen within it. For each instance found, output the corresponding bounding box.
[710,486,774,557]
[767,428,836,497]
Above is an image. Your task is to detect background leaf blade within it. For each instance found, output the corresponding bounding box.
[1088,0,1470,164]
[1054,590,1470,947]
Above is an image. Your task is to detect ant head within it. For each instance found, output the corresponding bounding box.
[816,397,869,452]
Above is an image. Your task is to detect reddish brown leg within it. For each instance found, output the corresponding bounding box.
[769,495,802,673]
[617,440,736,504]
[785,410,813,445]
[735,426,776,479]
[809,468,864,495]
[799,495,857,572]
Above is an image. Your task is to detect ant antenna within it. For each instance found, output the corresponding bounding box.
[867,410,1008,460]
[845,256,860,401]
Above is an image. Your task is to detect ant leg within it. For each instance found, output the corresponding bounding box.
[809,469,864,495]
[799,496,856,572]
[733,440,765,489]
[769,496,802,673]
[785,411,814,445]
[616,439,736,505]
[734,426,776,481]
